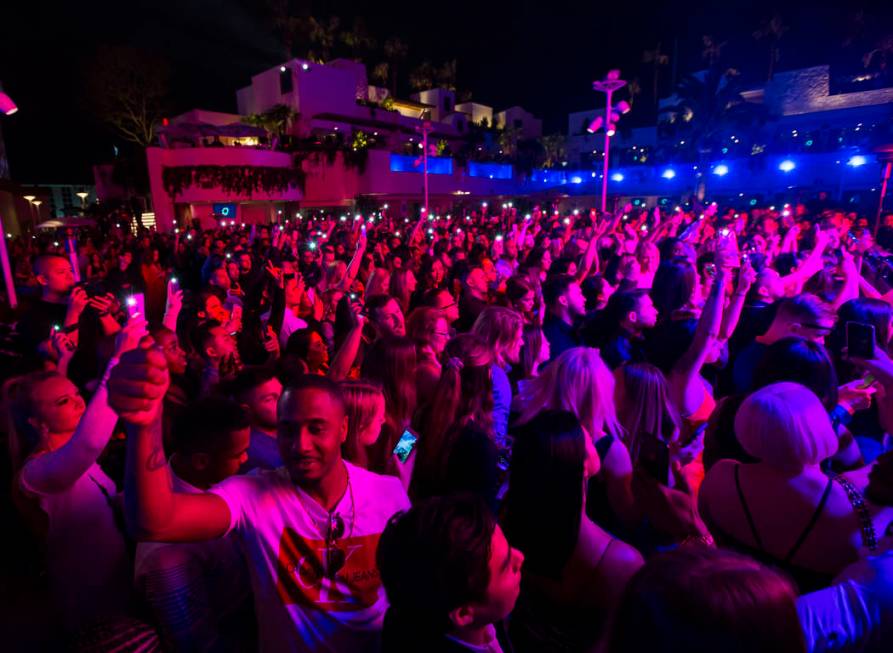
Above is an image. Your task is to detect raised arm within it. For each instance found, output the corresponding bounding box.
[22,320,146,495]
[719,261,756,341]
[162,281,183,332]
[342,226,368,290]
[110,343,231,542]
[328,312,365,381]
[671,263,728,415]
[781,228,829,294]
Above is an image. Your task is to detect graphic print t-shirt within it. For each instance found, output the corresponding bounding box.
[210,462,410,652]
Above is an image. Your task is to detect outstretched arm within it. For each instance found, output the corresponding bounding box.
[110,343,231,542]
[21,320,146,495]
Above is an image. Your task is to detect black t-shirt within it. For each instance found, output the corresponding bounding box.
[455,293,488,333]
[16,298,68,355]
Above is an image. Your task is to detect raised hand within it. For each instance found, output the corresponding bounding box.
[67,287,89,322]
[114,317,149,357]
[108,341,170,426]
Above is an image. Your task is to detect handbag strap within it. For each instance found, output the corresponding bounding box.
[831,474,878,553]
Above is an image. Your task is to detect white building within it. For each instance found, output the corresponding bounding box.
[496,106,543,138]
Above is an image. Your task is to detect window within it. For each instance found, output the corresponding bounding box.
[513,118,523,130]
[443,97,452,112]
[457,120,465,132]
[280,68,293,94]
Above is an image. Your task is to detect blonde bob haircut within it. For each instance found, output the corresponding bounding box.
[516,346,621,439]
[735,382,838,470]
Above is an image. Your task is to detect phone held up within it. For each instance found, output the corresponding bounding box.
[393,429,418,463]
[126,292,146,321]
[846,321,875,360]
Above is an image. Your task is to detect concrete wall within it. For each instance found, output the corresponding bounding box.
[172,110,242,126]
[413,88,456,122]
[766,66,893,117]
[455,102,493,125]
[146,147,301,232]
[496,106,543,138]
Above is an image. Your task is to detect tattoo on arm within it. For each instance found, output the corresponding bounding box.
[147,447,167,472]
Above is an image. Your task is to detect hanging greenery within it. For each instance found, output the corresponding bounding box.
[162,165,305,198]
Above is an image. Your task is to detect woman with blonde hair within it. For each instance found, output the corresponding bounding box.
[516,347,635,528]
[700,382,877,593]
[411,334,499,508]
[472,306,524,450]
[340,380,387,471]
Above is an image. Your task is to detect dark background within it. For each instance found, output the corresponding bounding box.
[1,0,891,183]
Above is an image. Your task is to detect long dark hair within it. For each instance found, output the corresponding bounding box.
[361,336,418,473]
[605,548,805,653]
[411,334,494,502]
[753,337,838,409]
[502,409,585,579]
[651,258,696,319]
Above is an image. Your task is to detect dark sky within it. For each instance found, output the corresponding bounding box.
[1,0,891,183]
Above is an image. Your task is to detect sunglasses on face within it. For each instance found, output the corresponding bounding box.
[325,513,346,578]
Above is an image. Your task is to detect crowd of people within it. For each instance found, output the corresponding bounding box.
[4,197,893,652]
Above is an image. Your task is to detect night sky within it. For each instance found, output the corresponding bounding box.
[1,0,891,184]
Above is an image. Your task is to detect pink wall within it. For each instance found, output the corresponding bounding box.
[146,147,301,232]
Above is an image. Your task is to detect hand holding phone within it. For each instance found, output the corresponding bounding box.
[847,321,876,360]
[126,292,146,320]
[393,429,418,463]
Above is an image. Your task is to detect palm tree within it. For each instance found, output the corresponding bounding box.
[383,37,409,96]
[864,32,893,84]
[370,62,389,87]
[626,77,642,111]
[269,0,304,58]
[243,104,297,148]
[498,126,522,158]
[701,35,726,66]
[340,17,377,61]
[642,43,669,109]
[539,133,567,169]
[436,60,458,90]
[307,16,340,62]
[409,61,435,91]
[660,67,764,197]
[753,13,788,81]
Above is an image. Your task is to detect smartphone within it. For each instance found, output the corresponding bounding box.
[126,292,145,320]
[393,429,418,463]
[638,436,670,486]
[859,373,876,390]
[847,321,876,359]
[170,276,179,290]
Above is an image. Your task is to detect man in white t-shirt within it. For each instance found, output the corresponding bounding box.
[110,347,410,652]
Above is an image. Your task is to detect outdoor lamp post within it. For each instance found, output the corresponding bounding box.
[0,88,18,309]
[589,70,630,213]
[76,191,89,207]
[414,120,434,217]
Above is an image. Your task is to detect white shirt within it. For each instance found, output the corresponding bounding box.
[210,462,410,652]
[20,462,131,631]
[798,545,893,652]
